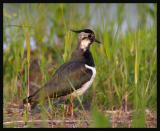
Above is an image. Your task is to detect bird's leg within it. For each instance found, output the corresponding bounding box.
[63,96,68,116]
[63,95,74,117]
[68,95,74,117]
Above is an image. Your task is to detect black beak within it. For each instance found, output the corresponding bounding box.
[95,38,101,44]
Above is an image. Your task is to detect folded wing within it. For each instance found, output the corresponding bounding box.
[23,61,92,108]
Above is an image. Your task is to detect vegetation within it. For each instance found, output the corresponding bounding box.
[3,4,157,128]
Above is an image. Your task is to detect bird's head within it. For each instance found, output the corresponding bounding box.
[70,29,101,51]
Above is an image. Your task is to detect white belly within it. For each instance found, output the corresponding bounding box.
[71,64,96,97]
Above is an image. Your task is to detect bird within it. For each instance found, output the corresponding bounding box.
[22,29,101,115]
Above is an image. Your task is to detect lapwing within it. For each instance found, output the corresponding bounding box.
[23,29,101,115]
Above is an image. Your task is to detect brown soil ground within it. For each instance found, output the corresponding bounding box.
[3,102,157,128]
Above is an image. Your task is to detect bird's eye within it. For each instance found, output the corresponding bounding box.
[88,34,92,38]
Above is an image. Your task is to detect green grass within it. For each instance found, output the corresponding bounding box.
[3,4,157,128]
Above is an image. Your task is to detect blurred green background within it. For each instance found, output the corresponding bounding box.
[3,4,157,127]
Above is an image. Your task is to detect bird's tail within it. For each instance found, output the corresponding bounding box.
[22,95,37,109]
[23,95,32,104]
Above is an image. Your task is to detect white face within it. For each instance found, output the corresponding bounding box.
[80,39,91,51]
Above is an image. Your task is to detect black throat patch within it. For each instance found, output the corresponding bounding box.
[83,49,95,67]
